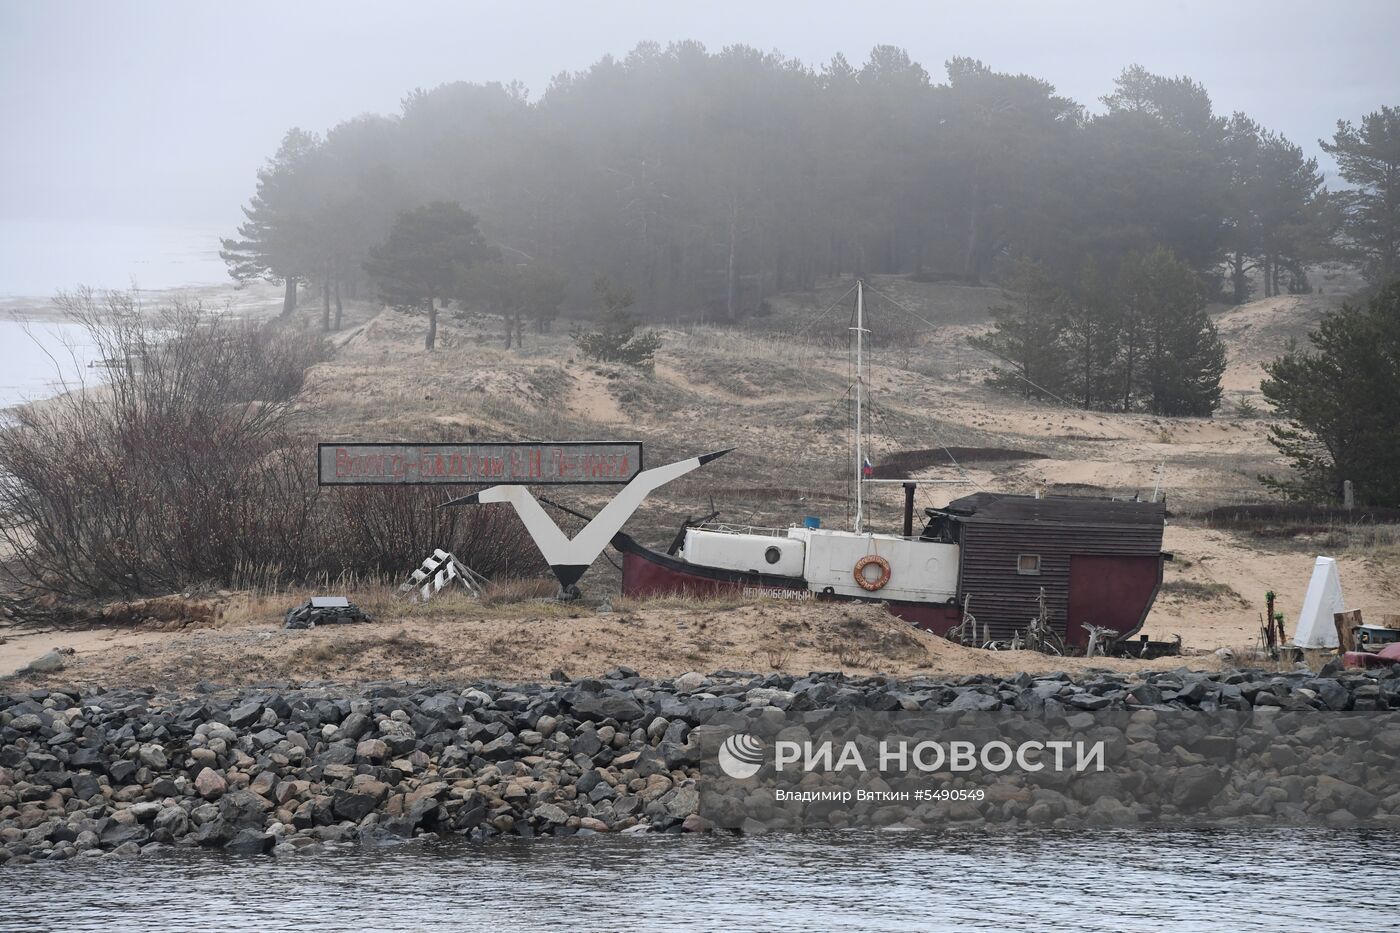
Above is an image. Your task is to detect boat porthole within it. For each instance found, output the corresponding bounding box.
[764,546,781,565]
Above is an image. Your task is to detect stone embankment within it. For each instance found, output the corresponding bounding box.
[3,662,1399,864]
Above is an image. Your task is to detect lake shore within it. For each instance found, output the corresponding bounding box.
[0,281,283,325]
[0,281,284,410]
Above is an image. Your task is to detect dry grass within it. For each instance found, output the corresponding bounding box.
[1160,580,1248,605]
[1339,525,1400,563]
[214,579,583,631]
[613,593,753,613]
[291,276,1287,545]
[267,287,1400,668]
[5,597,1223,688]
[1190,512,1400,562]
[481,577,559,606]
[1216,644,1338,674]
[215,586,801,633]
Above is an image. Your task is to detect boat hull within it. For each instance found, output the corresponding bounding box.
[614,534,963,634]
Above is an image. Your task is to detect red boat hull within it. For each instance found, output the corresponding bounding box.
[615,534,963,635]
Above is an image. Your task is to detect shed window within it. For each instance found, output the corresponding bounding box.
[1017,554,1041,575]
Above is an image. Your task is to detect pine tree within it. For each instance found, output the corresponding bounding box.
[1090,67,1230,278]
[1321,106,1400,283]
[219,128,323,316]
[1062,259,1121,410]
[1254,130,1328,296]
[1122,248,1226,416]
[460,259,567,348]
[363,202,495,350]
[967,260,1069,400]
[1261,282,1400,505]
[572,279,662,371]
[1222,113,1263,304]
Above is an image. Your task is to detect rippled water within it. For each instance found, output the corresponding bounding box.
[1,827,1391,932]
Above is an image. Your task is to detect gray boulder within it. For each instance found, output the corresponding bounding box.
[573,694,645,723]
[226,828,274,854]
[219,789,270,828]
[21,649,68,675]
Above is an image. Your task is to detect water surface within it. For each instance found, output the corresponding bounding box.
[0,827,1388,932]
[0,319,102,410]
[0,219,225,298]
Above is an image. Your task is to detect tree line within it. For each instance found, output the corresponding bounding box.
[221,44,1400,332]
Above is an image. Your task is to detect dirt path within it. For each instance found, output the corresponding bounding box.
[0,626,167,678]
[565,367,625,423]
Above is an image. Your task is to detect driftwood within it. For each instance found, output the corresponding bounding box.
[1334,608,1364,653]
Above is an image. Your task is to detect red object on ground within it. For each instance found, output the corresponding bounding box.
[1342,642,1400,668]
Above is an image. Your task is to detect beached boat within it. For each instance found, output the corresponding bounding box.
[609,281,1169,652]
[613,494,1167,651]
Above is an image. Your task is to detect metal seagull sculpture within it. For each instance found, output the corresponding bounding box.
[440,448,733,592]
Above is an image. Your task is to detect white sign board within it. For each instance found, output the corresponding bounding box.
[318,442,643,485]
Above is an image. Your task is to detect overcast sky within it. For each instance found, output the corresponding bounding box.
[2,0,1397,231]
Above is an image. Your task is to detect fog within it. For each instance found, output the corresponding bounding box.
[2,0,1397,232]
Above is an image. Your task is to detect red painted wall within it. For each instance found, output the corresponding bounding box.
[1064,555,1163,647]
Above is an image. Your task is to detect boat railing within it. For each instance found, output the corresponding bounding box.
[694,522,952,544]
[693,522,791,538]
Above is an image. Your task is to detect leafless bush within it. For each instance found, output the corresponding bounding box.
[319,485,541,580]
[834,641,872,669]
[0,289,544,622]
[59,287,326,411]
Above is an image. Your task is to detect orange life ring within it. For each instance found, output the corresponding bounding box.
[853,554,891,591]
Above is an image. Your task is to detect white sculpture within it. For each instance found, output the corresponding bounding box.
[1292,556,1346,648]
[442,448,732,592]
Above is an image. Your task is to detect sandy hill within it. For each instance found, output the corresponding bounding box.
[7,272,1393,682]
[264,272,1397,656]
[304,273,1317,519]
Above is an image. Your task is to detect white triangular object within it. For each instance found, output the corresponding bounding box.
[1292,556,1346,648]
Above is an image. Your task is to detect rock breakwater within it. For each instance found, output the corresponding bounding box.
[3,662,1400,864]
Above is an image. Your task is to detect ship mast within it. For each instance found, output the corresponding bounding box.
[852,279,867,534]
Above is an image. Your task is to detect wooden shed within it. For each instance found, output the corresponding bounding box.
[926,493,1168,649]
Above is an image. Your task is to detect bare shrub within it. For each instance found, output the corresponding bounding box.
[0,289,544,622]
[834,641,872,669]
[0,291,321,609]
[319,485,541,581]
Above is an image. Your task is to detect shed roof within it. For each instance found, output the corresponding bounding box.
[932,492,1165,527]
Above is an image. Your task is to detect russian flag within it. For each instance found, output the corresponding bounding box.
[861,456,874,477]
